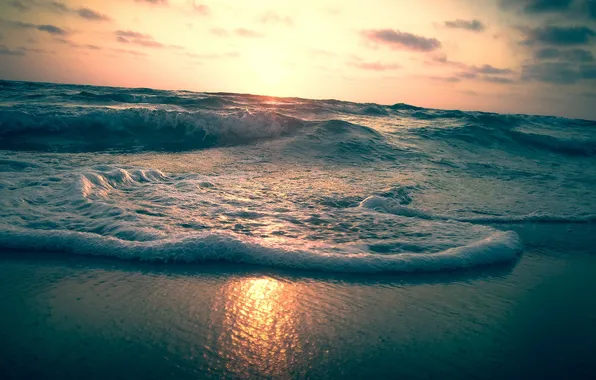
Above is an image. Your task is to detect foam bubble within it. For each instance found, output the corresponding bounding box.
[0,228,521,273]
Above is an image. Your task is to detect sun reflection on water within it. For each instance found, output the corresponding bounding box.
[209,277,301,379]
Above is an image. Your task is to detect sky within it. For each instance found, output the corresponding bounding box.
[0,0,595,119]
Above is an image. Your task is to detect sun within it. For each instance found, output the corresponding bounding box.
[245,46,290,95]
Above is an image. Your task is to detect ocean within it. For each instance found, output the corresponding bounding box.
[0,80,595,379]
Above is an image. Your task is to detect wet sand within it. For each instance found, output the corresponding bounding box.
[1,225,595,380]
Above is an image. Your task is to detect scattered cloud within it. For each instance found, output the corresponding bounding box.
[349,61,401,71]
[444,19,486,32]
[55,38,101,50]
[234,28,263,38]
[523,25,596,46]
[469,64,515,75]
[522,62,596,84]
[115,30,164,48]
[7,1,111,21]
[362,29,441,52]
[77,8,111,21]
[191,2,209,15]
[0,44,53,56]
[1,19,70,35]
[535,47,594,62]
[523,0,575,13]
[7,1,29,11]
[260,11,293,26]
[0,45,25,56]
[501,0,596,21]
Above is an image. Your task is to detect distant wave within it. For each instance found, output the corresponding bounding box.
[0,228,521,273]
[416,121,596,157]
[0,108,305,151]
[360,196,596,224]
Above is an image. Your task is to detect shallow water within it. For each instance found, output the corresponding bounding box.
[1,228,595,379]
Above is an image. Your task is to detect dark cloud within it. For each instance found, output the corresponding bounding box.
[260,11,293,26]
[0,45,25,56]
[349,61,401,71]
[429,76,462,83]
[8,1,29,11]
[524,25,595,46]
[55,38,101,50]
[116,30,152,39]
[589,0,596,18]
[524,0,575,13]
[522,61,596,83]
[363,29,441,52]
[8,1,111,22]
[234,28,263,38]
[427,55,516,83]
[444,19,486,32]
[483,76,516,83]
[115,30,182,49]
[77,8,111,21]
[37,24,67,35]
[535,47,594,62]
[2,19,70,35]
[469,64,515,75]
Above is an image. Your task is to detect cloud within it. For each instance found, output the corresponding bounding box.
[444,19,486,32]
[523,25,596,46]
[77,8,111,21]
[1,19,70,35]
[192,2,210,15]
[349,61,401,71]
[115,30,164,48]
[523,0,575,13]
[38,24,66,34]
[55,38,101,50]
[234,28,263,38]
[8,1,111,21]
[483,76,516,83]
[0,45,25,56]
[8,1,29,11]
[429,76,462,83]
[135,0,169,5]
[469,64,515,75]
[522,61,596,83]
[535,47,594,62]
[362,29,441,52]
[260,11,293,26]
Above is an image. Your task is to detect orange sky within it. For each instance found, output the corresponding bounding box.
[0,0,595,119]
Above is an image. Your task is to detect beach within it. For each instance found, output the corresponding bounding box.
[1,224,595,379]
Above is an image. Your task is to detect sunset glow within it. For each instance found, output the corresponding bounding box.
[1,0,595,118]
